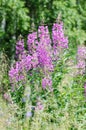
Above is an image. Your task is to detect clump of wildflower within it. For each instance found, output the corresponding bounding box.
[52,22,68,49]
[9,54,32,88]
[9,62,23,83]
[77,60,85,69]
[37,25,53,70]
[9,20,68,92]
[77,46,86,59]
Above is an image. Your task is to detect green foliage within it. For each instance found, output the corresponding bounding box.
[0,51,9,94]
[0,0,30,57]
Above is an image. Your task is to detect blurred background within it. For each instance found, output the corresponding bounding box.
[0,0,86,58]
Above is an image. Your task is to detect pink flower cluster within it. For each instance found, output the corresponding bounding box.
[77,45,86,75]
[35,101,43,110]
[42,77,52,90]
[27,32,37,54]
[52,22,68,49]
[9,54,32,86]
[37,26,54,89]
[9,21,68,90]
[37,42,53,70]
[38,26,51,45]
[77,46,86,59]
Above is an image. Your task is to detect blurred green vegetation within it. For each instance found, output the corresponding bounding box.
[0,0,86,57]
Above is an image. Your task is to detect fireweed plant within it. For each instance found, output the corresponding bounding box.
[7,21,86,130]
[9,21,68,90]
[9,21,69,120]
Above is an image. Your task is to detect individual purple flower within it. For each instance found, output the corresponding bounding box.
[42,77,52,89]
[36,101,43,110]
[77,46,86,59]
[9,63,19,83]
[9,53,33,89]
[3,93,9,100]
[77,60,85,69]
[26,111,32,117]
[9,62,25,84]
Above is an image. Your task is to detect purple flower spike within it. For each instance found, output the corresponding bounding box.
[52,22,68,49]
[37,43,53,71]
[27,32,37,54]
[38,25,51,45]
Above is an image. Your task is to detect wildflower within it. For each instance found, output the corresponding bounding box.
[26,111,32,117]
[36,101,43,110]
[37,43,53,71]
[52,22,68,49]
[42,77,52,89]
[3,93,9,100]
[9,53,33,84]
[27,32,37,54]
[77,60,85,69]
[19,54,32,71]
[9,61,24,83]
[31,52,38,68]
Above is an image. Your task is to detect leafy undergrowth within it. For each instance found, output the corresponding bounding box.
[0,58,86,130]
